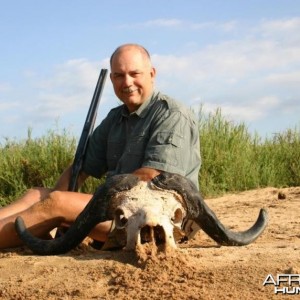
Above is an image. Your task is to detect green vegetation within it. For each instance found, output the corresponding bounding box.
[0,128,99,206]
[199,108,300,196]
[1,109,299,206]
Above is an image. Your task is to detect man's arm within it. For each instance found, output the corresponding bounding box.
[53,166,90,191]
[55,165,158,191]
[142,104,201,189]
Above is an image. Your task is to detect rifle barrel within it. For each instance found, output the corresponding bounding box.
[68,68,108,191]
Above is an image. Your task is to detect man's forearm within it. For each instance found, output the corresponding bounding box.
[53,166,73,191]
[54,166,158,191]
[53,166,89,191]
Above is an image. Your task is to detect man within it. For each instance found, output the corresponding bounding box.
[0,44,201,249]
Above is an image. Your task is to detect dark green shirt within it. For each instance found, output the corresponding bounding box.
[82,91,201,189]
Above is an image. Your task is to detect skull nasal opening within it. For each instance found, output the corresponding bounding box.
[140,225,166,245]
[115,208,128,229]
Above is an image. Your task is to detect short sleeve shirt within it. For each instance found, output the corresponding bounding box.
[82,91,201,189]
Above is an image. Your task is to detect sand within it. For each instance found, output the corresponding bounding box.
[0,186,299,300]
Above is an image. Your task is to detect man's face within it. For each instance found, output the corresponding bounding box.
[110,47,156,112]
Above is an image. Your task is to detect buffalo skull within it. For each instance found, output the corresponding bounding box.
[15,172,268,255]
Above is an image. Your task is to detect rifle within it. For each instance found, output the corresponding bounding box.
[68,68,108,191]
[54,68,107,238]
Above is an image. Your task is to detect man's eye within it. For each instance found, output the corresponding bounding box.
[132,72,141,77]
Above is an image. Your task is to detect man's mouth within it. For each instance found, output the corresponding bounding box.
[123,87,138,94]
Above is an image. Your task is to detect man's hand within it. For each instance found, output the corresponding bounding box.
[132,167,160,181]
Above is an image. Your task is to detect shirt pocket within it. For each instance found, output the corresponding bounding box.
[157,131,183,147]
[150,131,184,167]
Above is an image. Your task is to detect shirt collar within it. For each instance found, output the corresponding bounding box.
[120,91,159,120]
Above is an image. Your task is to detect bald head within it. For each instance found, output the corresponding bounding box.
[110,44,152,68]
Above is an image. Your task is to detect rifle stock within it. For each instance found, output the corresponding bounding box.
[68,68,108,191]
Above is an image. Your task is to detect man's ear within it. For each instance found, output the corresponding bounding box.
[150,67,156,80]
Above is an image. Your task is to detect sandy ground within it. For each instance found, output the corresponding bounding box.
[0,186,299,300]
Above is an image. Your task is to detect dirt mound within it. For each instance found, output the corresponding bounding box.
[0,187,299,299]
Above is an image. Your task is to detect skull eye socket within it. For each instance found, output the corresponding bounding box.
[171,208,183,226]
[115,208,128,229]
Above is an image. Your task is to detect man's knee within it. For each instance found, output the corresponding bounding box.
[47,190,64,207]
[26,187,51,201]
[46,191,75,217]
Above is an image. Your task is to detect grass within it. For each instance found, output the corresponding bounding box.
[199,108,300,196]
[0,109,299,206]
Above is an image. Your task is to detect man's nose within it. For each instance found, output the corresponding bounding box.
[124,74,133,86]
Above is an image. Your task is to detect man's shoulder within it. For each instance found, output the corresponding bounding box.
[109,104,123,113]
[156,92,179,107]
[155,92,196,120]
[106,104,124,119]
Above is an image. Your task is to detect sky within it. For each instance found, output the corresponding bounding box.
[1,0,300,143]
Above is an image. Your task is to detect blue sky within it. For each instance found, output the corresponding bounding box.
[1,0,300,142]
